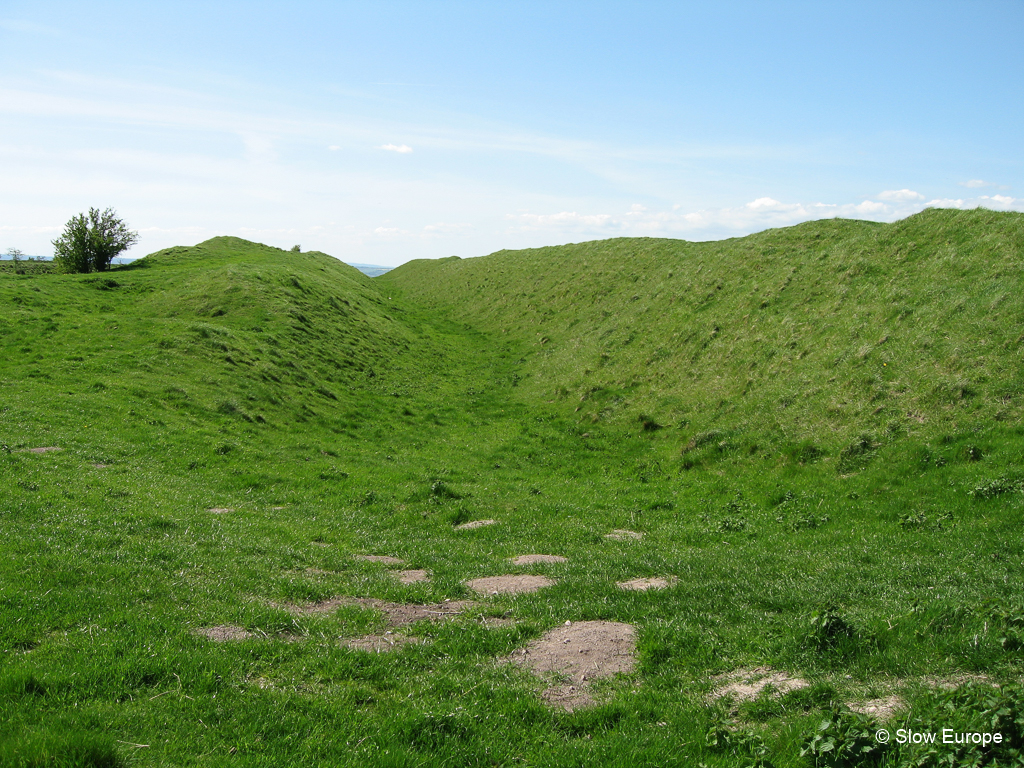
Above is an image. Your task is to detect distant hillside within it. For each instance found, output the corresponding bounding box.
[345,262,394,277]
[0,236,493,454]
[382,209,1024,456]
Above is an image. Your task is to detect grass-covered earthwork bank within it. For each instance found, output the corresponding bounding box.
[2,210,1023,766]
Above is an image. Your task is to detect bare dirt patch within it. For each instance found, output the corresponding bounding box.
[455,519,497,530]
[355,555,404,565]
[511,554,567,565]
[19,446,62,454]
[92,463,110,469]
[616,576,677,591]
[509,620,637,711]
[343,633,420,653]
[196,625,254,642]
[286,597,476,628]
[466,574,555,595]
[709,667,809,703]
[605,529,643,541]
[396,569,430,584]
[207,507,234,514]
[849,696,905,720]
[919,673,995,690]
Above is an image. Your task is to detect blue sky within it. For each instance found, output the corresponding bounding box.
[1,1,1021,266]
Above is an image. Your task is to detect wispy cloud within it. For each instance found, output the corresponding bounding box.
[0,18,62,35]
[876,189,924,202]
[379,143,413,153]
[960,179,1009,190]
[423,222,472,234]
[506,194,1024,241]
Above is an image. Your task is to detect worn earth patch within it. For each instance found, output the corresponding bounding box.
[511,555,567,565]
[286,597,475,628]
[616,577,676,591]
[466,574,555,595]
[455,519,498,530]
[510,620,637,711]
[196,625,254,642]
[605,529,643,541]
[355,555,404,565]
[849,695,905,720]
[343,633,420,653]
[395,569,430,584]
[709,667,809,702]
[207,507,234,514]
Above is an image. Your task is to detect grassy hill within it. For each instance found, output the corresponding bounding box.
[383,208,1024,457]
[2,217,1024,767]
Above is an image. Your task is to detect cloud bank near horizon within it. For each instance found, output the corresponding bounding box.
[505,192,1023,241]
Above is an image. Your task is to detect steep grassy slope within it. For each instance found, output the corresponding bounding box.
[383,209,1024,458]
[2,224,1024,767]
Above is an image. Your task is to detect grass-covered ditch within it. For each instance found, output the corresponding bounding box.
[2,212,1023,766]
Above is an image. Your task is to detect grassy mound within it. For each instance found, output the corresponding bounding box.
[383,208,1024,454]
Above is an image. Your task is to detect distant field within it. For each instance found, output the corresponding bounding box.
[2,214,1022,767]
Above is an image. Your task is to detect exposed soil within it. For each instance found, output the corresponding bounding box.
[207,507,234,514]
[616,576,676,591]
[511,555,567,565]
[465,574,555,595]
[343,633,420,653]
[287,597,475,628]
[849,695,905,720]
[605,529,643,541]
[92,463,110,469]
[709,667,809,702]
[20,446,62,454]
[509,620,637,711]
[197,625,254,642]
[455,519,498,530]
[919,673,995,690]
[396,569,430,584]
[355,555,404,565]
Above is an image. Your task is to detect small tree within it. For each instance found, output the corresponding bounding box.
[52,208,139,273]
[5,247,23,264]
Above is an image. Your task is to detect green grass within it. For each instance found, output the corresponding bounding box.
[2,214,1023,766]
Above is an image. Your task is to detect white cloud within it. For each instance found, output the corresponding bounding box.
[924,194,1020,211]
[854,201,886,214]
[508,211,615,230]
[379,143,413,153]
[0,19,62,35]
[988,194,1016,206]
[505,193,1024,242]
[328,145,340,150]
[423,222,472,233]
[959,179,1010,191]
[876,189,924,202]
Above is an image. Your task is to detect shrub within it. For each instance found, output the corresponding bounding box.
[52,208,138,273]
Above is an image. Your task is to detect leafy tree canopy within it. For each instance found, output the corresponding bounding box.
[52,207,139,273]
